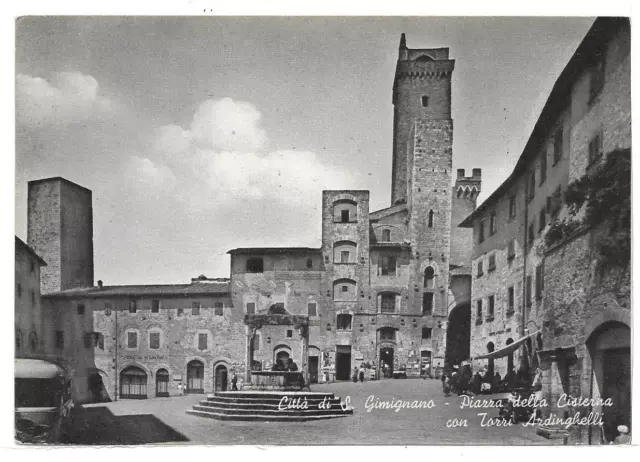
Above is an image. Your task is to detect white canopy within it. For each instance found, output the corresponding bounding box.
[472,330,541,361]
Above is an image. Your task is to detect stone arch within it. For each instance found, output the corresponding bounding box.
[445,303,470,367]
[415,54,435,61]
[118,361,151,376]
[583,309,630,343]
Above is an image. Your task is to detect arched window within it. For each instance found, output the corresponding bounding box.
[336,314,352,331]
[156,368,169,397]
[333,241,357,264]
[333,199,357,223]
[186,360,205,393]
[333,279,357,301]
[381,229,391,242]
[424,266,435,289]
[246,257,264,273]
[120,366,147,399]
[428,210,434,228]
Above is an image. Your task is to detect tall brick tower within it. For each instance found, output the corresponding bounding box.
[27,177,94,294]
[392,35,456,366]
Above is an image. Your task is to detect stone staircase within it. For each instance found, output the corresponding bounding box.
[186,391,353,422]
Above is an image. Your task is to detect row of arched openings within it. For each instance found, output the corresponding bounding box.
[119,360,213,399]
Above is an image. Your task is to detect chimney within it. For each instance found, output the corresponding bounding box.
[472,168,482,179]
[457,169,465,179]
[97,280,103,289]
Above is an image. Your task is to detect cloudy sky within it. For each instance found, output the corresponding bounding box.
[15,16,594,284]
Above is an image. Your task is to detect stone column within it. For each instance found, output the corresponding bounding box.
[245,325,255,384]
[299,325,309,384]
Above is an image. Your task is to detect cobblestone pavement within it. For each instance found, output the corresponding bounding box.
[62,378,559,445]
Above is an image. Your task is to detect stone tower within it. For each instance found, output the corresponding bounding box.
[27,177,94,294]
[391,33,454,206]
[450,168,481,268]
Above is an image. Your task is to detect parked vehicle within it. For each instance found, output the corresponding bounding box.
[15,358,74,443]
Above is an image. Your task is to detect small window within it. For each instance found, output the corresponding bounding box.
[509,196,516,219]
[306,258,313,269]
[246,257,264,273]
[198,333,207,350]
[253,333,260,351]
[421,95,429,107]
[478,220,485,243]
[16,283,22,298]
[589,57,605,102]
[246,302,255,314]
[507,286,515,312]
[428,210,434,228]
[423,266,435,288]
[77,303,85,315]
[307,302,317,316]
[128,300,136,314]
[539,208,546,232]
[340,251,350,264]
[507,240,516,260]
[421,327,432,340]
[55,330,64,349]
[381,229,391,242]
[286,329,293,338]
[104,302,112,316]
[177,308,184,316]
[488,295,495,318]
[488,254,496,271]
[341,209,350,223]
[214,302,224,316]
[149,332,160,350]
[127,331,137,349]
[477,260,484,277]
[553,127,563,164]
[476,299,483,321]
[528,222,535,245]
[380,293,396,313]
[526,275,533,307]
[342,285,348,292]
[336,314,352,331]
[422,292,434,314]
[588,131,603,166]
[192,302,201,315]
[535,264,544,300]
[151,300,160,313]
[539,152,547,185]
[30,260,35,273]
[489,211,496,235]
[380,255,397,276]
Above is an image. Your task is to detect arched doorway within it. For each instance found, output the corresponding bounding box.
[87,370,109,402]
[120,366,148,399]
[186,360,205,394]
[308,346,320,384]
[587,321,630,443]
[445,303,470,368]
[156,368,169,397]
[214,364,228,392]
[273,344,292,370]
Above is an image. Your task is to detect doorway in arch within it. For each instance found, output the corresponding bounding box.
[186,360,204,394]
[214,364,228,392]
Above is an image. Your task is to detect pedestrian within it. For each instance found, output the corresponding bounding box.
[352,366,359,382]
[177,382,184,396]
[613,425,631,445]
[231,371,238,391]
[358,365,365,382]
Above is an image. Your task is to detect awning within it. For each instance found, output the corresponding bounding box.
[472,330,541,361]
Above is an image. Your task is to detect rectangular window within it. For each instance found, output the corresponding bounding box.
[104,302,112,316]
[214,302,224,316]
[286,329,293,338]
[528,171,535,202]
[307,302,317,316]
[477,260,484,277]
[253,334,260,351]
[128,300,136,314]
[422,292,434,314]
[588,131,603,166]
[535,264,544,300]
[246,302,255,314]
[509,196,516,219]
[553,127,563,164]
[507,286,515,313]
[489,211,496,235]
[478,220,485,243]
[551,185,562,218]
[342,285,348,292]
[421,95,429,107]
[198,333,207,350]
[589,58,605,102]
[192,302,201,315]
[488,295,495,318]
[177,308,184,316]
[381,294,396,313]
[476,299,483,323]
[341,251,350,263]
[16,283,22,298]
[30,260,35,273]
[507,240,516,260]
[422,327,432,340]
[539,152,547,185]
[526,275,533,307]
[83,333,91,349]
[336,314,352,331]
[77,303,85,315]
[341,209,350,223]
[381,256,397,276]
[488,254,496,272]
[151,300,160,313]
[149,332,160,349]
[127,332,137,349]
[528,222,535,245]
[539,208,546,232]
[55,330,64,349]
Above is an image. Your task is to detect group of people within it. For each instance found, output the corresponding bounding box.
[352,365,366,382]
[442,363,542,397]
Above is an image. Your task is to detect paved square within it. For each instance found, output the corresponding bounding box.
[62,378,557,445]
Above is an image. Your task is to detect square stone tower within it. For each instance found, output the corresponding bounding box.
[27,177,94,294]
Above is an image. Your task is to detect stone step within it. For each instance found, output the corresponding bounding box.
[200,399,345,410]
[210,391,336,399]
[205,396,342,405]
[192,404,353,417]
[186,409,351,422]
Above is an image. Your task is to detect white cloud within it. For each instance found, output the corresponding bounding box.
[125,156,177,194]
[153,124,194,156]
[16,72,114,127]
[189,97,267,152]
